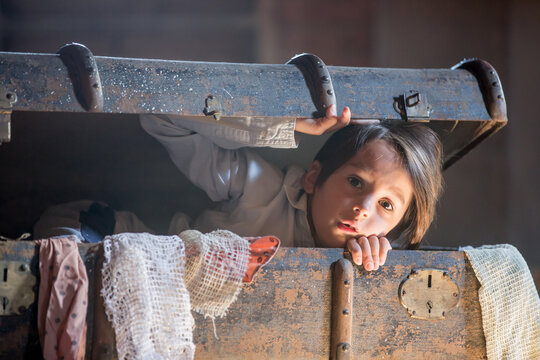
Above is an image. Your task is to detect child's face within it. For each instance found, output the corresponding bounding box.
[303,139,414,248]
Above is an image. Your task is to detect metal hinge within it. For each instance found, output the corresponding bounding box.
[0,260,37,315]
[331,258,354,360]
[394,90,432,122]
[0,90,17,144]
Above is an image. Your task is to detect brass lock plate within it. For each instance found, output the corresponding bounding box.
[0,260,37,315]
[398,268,460,320]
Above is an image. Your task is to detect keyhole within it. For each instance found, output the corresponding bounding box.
[3,268,7,282]
[427,300,433,314]
[427,274,432,288]
[2,297,8,311]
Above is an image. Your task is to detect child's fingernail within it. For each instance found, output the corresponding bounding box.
[354,257,361,265]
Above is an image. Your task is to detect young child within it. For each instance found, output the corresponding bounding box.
[138,105,443,271]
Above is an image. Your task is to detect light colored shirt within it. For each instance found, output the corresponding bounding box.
[139,114,315,247]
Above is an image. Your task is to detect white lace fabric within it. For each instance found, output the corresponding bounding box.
[101,230,249,360]
[461,244,540,360]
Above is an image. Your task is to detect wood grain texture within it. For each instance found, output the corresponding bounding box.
[0,242,486,359]
[192,248,486,359]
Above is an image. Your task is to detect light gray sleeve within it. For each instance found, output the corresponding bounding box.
[139,114,292,202]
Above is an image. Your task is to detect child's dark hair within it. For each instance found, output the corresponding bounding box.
[313,122,443,249]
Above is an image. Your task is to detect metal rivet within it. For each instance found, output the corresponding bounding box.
[453,292,458,297]
[342,309,349,315]
[344,279,350,286]
[327,89,333,95]
[341,343,350,352]
[321,76,329,82]
[18,306,26,314]
[492,82,498,87]
[19,264,29,272]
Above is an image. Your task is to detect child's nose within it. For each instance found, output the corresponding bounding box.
[353,196,372,219]
[354,206,369,219]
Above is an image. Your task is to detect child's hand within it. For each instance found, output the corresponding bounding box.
[346,236,392,271]
[295,104,351,135]
[295,105,380,135]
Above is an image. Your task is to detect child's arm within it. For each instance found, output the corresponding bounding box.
[139,114,292,203]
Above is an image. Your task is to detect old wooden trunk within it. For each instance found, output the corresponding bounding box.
[0,45,505,359]
[0,241,486,359]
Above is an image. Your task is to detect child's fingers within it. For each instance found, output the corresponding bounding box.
[326,106,351,133]
[367,235,380,270]
[295,116,337,135]
[358,236,374,271]
[337,106,351,126]
[326,103,338,118]
[379,237,392,266]
[347,238,362,265]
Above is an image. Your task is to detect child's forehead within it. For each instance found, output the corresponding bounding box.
[347,139,401,167]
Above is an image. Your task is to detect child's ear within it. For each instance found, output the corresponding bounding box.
[303,161,322,194]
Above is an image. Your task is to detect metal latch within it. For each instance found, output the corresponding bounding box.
[394,90,432,122]
[203,94,222,120]
[0,90,17,144]
[0,261,37,315]
[398,268,460,320]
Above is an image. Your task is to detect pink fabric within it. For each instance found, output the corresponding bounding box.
[36,237,88,360]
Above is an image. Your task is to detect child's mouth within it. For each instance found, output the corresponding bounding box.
[337,222,358,234]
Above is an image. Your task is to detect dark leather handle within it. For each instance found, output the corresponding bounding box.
[452,58,507,122]
[57,43,103,112]
[287,53,336,118]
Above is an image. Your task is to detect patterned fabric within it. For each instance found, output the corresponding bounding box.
[36,237,89,360]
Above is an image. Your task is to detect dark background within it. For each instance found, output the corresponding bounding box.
[1,0,538,281]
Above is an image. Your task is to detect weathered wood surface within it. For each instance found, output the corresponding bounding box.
[1,51,491,121]
[0,51,506,167]
[0,241,486,359]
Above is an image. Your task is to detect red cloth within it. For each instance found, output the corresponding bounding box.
[36,237,88,360]
[244,236,280,283]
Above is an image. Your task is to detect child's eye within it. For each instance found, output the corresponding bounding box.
[379,199,394,211]
[348,177,362,188]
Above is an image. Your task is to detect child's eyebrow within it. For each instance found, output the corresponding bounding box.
[388,185,406,205]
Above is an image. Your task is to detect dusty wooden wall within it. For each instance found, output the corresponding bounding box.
[0,0,538,282]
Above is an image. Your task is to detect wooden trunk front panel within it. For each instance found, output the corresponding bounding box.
[0,242,486,359]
